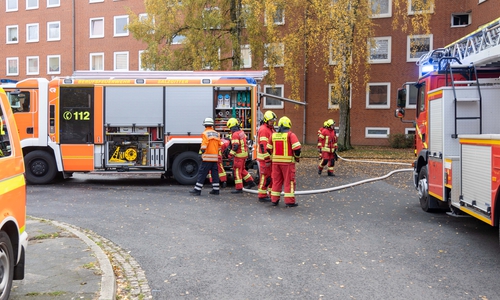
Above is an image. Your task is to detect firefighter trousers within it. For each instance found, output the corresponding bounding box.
[270,163,296,205]
[257,160,272,198]
[233,157,253,190]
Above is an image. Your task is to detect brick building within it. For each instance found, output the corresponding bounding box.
[1,0,499,145]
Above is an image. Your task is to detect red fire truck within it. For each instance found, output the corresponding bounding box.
[5,71,275,185]
[396,17,500,239]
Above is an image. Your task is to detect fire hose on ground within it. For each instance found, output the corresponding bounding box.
[243,155,413,195]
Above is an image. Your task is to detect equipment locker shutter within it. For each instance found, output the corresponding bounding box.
[165,87,213,136]
[104,87,164,127]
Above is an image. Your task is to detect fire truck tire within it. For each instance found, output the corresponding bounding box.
[418,166,438,212]
[0,231,14,300]
[25,151,58,185]
[172,151,200,185]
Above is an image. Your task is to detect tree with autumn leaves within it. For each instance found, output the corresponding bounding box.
[128,0,433,150]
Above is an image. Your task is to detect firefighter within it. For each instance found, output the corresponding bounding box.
[318,119,338,176]
[256,110,277,202]
[317,120,328,160]
[267,116,301,207]
[208,136,230,188]
[189,117,222,196]
[226,117,256,194]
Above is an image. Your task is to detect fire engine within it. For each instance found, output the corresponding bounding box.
[395,17,500,238]
[5,70,281,185]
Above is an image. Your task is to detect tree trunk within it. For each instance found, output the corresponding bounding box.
[338,87,351,151]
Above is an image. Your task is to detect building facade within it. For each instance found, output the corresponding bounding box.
[1,0,499,145]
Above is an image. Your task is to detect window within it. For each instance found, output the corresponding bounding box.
[408,0,433,14]
[172,35,185,44]
[405,84,418,109]
[365,127,390,138]
[47,0,60,7]
[26,23,39,43]
[405,128,416,135]
[241,45,251,68]
[26,56,39,75]
[26,0,38,10]
[0,100,13,158]
[90,53,104,71]
[366,82,390,109]
[370,0,391,18]
[89,0,104,2]
[407,34,432,62]
[6,57,19,76]
[202,7,221,30]
[6,0,18,11]
[451,13,471,27]
[47,55,60,74]
[114,51,129,71]
[8,90,30,113]
[90,18,104,38]
[328,84,352,109]
[6,26,18,43]
[369,36,391,63]
[47,21,60,41]
[114,15,129,37]
[263,85,284,109]
[265,4,285,25]
[264,43,284,67]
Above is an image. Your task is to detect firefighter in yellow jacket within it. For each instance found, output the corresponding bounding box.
[189,117,222,196]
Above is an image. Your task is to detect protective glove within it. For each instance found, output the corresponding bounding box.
[294,157,300,163]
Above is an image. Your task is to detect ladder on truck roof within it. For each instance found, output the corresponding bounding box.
[418,16,500,74]
[70,70,269,82]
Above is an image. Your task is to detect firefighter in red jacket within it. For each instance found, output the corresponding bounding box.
[189,117,222,195]
[318,119,338,176]
[256,111,277,202]
[267,116,301,207]
[227,118,256,194]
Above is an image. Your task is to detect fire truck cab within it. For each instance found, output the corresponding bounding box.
[395,17,500,241]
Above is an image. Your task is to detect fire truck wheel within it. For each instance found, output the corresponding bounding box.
[0,231,14,300]
[24,151,58,185]
[418,166,437,212]
[172,151,200,185]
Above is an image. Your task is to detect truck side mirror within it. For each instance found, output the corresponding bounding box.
[395,108,405,119]
[396,88,406,108]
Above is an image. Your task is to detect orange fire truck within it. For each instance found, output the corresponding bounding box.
[0,86,28,298]
[6,71,276,185]
[396,17,500,238]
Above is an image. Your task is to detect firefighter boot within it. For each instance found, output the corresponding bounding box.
[327,171,335,177]
[209,190,219,195]
[244,181,256,189]
[221,181,227,188]
[318,167,322,175]
[231,189,243,194]
[189,189,201,196]
[286,203,299,207]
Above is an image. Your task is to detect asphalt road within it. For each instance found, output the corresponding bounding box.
[27,158,500,299]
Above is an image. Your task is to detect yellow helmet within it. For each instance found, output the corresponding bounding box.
[226,118,239,129]
[323,120,328,127]
[278,116,292,128]
[263,111,277,123]
[326,119,335,127]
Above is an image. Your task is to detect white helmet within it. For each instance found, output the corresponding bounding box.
[203,117,214,126]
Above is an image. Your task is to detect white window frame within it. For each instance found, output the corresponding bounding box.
[90,17,104,38]
[478,0,487,3]
[114,51,129,71]
[114,15,129,37]
[90,53,104,71]
[26,56,39,75]
[6,25,19,44]
[6,57,19,76]
[47,21,60,41]
[408,0,434,15]
[47,0,60,7]
[89,0,104,2]
[407,34,432,62]
[366,82,391,109]
[26,23,39,43]
[264,43,284,67]
[365,127,390,138]
[241,44,251,69]
[451,13,471,27]
[328,83,352,109]
[264,5,285,25]
[368,36,391,64]
[47,55,61,74]
[405,128,416,135]
[26,0,38,10]
[263,84,284,109]
[6,0,18,11]
[370,0,392,18]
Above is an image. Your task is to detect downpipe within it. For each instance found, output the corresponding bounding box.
[243,155,413,195]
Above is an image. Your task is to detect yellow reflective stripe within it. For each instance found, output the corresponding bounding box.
[291,142,301,149]
[0,174,25,194]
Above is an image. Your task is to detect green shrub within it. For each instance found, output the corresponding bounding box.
[388,133,414,149]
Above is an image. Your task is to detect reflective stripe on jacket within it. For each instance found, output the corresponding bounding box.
[200,127,221,162]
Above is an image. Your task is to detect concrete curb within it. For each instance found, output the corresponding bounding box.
[50,220,116,300]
